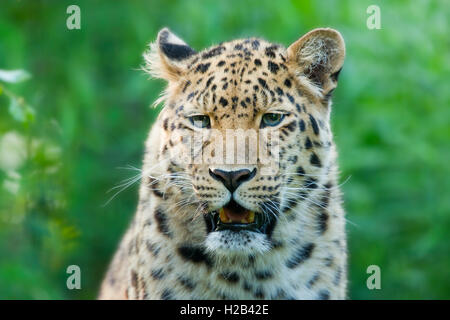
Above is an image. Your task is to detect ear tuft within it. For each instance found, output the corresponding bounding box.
[143,28,197,82]
[287,28,345,98]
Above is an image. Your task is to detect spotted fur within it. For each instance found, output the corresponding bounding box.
[99,27,347,300]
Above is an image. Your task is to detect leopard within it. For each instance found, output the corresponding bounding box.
[98,27,347,300]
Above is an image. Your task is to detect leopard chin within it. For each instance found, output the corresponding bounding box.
[204,229,272,256]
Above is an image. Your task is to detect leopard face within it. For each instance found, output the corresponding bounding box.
[143,28,345,257]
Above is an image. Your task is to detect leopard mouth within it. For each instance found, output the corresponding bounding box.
[204,199,276,234]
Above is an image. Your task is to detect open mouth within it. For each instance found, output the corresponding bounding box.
[204,199,276,234]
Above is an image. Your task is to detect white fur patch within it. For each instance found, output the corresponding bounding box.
[165,31,188,46]
[204,230,271,257]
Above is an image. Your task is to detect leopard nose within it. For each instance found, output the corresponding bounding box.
[209,168,257,193]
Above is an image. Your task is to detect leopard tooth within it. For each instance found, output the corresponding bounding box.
[219,208,227,223]
[248,211,255,223]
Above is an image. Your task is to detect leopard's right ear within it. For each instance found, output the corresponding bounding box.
[143,28,197,82]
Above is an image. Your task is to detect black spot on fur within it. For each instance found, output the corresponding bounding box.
[297,166,305,176]
[334,267,342,285]
[284,78,292,87]
[151,268,165,280]
[220,271,240,283]
[178,245,213,267]
[258,78,269,90]
[131,270,138,288]
[145,240,160,257]
[320,189,331,208]
[271,288,287,299]
[254,59,262,66]
[310,152,322,167]
[255,270,273,280]
[187,92,195,101]
[260,200,279,238]
[307,273,320,289]
[324,255,334,267]
[175,105,184,115]
[286,243,315,268]
[202,46,225,59]
[304,177,318,189]
[317,210,329,234]
[217,60,226,67]
[268,61,280,74]
[309,114,320,135]
[317,289,330,300]
[182,80,191,93]
[219,97,228,107]
[247,254,256,266]
[231,96,238,109]
[161,288,174,300]
[195,63,211,73]
[282,197,298,213]
[154,207,171,237]
[254,287,265,298]
[305,137,313,149]
[178,276,196,290]
[285,120,297,132]
[299,119,306,132]
[286,93,295,104]
[265,47,276,58]
[152,187,164,198]
[205,76,214,88]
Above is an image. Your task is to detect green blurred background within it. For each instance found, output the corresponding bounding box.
[0,0,449,299]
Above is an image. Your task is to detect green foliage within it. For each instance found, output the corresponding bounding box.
[0,0,449,299]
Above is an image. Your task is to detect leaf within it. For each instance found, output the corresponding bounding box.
[8,96,24,122]
[0,69,31,83]
[8,96,35,123]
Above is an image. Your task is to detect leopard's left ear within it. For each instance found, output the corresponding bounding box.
[143,28,197,82]
[287,28,345,99]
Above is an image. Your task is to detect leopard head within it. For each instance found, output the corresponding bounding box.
[143,28,345,257]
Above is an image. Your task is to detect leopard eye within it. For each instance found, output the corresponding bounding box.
[260,113,285,128]
[189,115,211,128]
